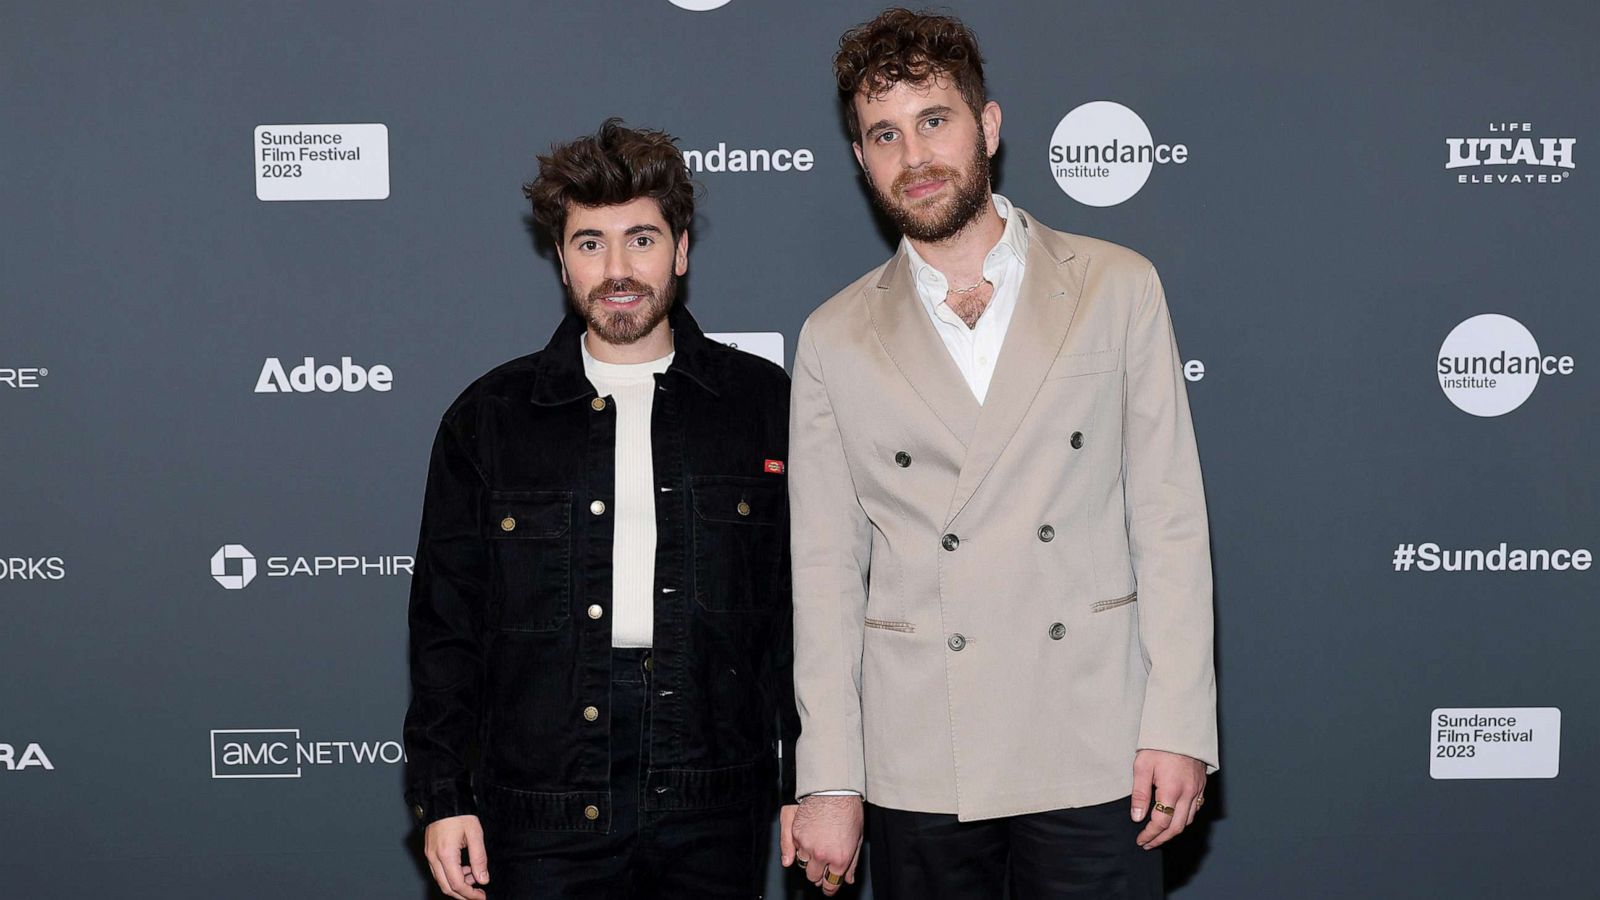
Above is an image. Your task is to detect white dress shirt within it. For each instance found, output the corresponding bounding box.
[901,193,1030,404]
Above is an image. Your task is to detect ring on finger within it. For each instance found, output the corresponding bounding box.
[825,868,844,886]
[1152,801,1176,815]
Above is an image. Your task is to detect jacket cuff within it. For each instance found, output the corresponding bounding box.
[779,747,799,805]
[407,777,477,826]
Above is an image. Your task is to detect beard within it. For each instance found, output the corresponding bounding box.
[867,133,992,243]
[569,272,676,346]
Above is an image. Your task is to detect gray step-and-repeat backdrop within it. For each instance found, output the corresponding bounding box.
[3,1,1594,897]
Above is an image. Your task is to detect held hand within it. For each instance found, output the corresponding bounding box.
[1131,749,1206,850]
[423,814,489,900]
[789,794,864,896]
[779,803,800,866]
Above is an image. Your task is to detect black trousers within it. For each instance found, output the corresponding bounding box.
[867,797,1163,900]
[482,649,772,899]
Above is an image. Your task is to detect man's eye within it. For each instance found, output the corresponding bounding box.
[632,236,654,248]
[579,240,599,251]
[877,131,898,144]
[925,117,945,129]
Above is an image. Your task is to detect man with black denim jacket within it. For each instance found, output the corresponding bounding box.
[403,119,798,900]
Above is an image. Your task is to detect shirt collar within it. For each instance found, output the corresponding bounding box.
[901,193,1029,301]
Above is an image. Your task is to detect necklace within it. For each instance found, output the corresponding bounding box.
[949,276,988,295]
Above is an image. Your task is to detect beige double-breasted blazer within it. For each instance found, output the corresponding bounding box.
[789,208,1218,821]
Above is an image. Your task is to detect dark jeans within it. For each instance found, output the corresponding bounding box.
[867,797,1163,900]
[483,649,773,899]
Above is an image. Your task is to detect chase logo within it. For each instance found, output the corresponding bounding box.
[211,544,257,590]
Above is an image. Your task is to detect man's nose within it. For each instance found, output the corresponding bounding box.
[900,129,933,169]
[603,245,632,282]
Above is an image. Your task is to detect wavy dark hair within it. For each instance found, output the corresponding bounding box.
[524,118,695,242]
[833,8,988,142]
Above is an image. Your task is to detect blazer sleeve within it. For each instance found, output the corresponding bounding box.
[1122,263,1220,773]
[402,415,491,823]
[788,320,873,796]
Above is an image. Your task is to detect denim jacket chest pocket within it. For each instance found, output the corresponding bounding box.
[690,475,785,612]
[485,490,572,632]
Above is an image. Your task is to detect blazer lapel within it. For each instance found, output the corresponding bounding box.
[944,214,1085,528]
[867,248,981,447]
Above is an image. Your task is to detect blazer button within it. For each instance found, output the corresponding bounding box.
[590,500,606,516]
[941,534,960,551]
[894,451,912,467]
[1038,524,1055,542]
[1049,622,1067,640]
[947,633,967,652]
[737,501,751,516]
[582,705,599,722]
[583,804,600,821]
[500,516,516,532]
[1070,431,1084,450]
[412,804,425,821]
[587,604,604,620]
[590,397,607,411]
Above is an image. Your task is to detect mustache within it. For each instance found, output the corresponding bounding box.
[892,164,961,196]
[586,279,656,303]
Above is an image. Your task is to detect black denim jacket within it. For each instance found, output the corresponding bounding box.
[403,306,798,831]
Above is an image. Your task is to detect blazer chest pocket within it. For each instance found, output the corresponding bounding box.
[486,490,572,632]
[1045,347,1120,380]
[691,476,784,612]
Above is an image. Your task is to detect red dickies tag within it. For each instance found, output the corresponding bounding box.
[764,459,785,474]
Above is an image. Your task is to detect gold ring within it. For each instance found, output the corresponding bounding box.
[1194,796,1205,808]
[824,870,844,886]
[1152,801,1176,815]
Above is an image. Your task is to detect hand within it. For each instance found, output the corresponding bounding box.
[1130,749,1206,850]
[423,814,489,900]
[788,794,864,895]
[779,803,800,866]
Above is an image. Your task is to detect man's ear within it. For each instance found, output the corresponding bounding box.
[981,100,1002,157]
[674,230,689,277]
[852,141,865,171]
[556,244,569,286]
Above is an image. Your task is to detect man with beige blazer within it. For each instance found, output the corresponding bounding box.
[780,10,1218,899]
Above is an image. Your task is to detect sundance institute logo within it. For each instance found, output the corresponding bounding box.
[1437,314,1574,416]
[1048,101,1188,207]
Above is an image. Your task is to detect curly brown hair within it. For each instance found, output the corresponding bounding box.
[833,8,988,142]
[523,118,695,243]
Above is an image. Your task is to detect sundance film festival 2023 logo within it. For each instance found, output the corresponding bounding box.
[255,124,389,201]
[1049,101,1188,207]
[210,729,405,779]
[1446,122,1575,185]
[210,544,412,590]
[1437,314,1574,416]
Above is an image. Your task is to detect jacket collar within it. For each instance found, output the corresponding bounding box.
[529,303,721,405]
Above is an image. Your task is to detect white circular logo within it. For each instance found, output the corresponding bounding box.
[1047,101,1187,207]
[1437,314,1546,416]
[668,0,733,9]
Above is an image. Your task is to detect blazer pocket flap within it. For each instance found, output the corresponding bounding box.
[1046,347,1120,380]
[691,476,784,526]
[487,491,572,539]
[1090,591,1138,613]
